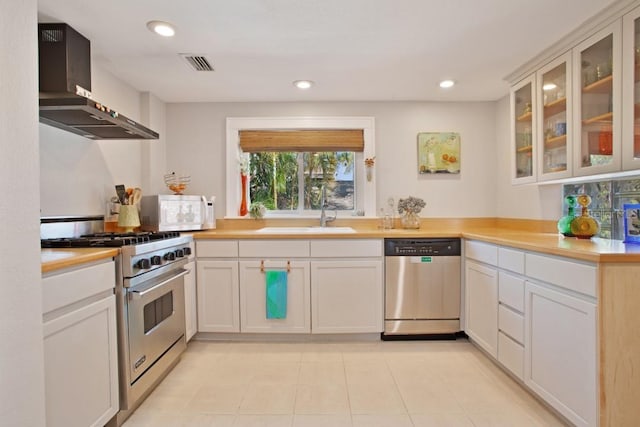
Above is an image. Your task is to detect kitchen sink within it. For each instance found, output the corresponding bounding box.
[255,226,356,234]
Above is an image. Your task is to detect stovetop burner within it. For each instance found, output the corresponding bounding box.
[41,231,181,248]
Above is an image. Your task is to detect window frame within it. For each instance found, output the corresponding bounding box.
[226,116,376,218]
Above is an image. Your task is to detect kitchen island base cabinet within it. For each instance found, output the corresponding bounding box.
[311,260,383,333]
[42,259,118,427]
[196,260,240,332]
[465,260,498,358]
[239,260,310,333]
[524,281,597,427]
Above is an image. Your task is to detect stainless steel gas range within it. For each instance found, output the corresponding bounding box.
[41,216,193,426]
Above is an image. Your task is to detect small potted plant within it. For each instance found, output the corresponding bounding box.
[249,202,266,219]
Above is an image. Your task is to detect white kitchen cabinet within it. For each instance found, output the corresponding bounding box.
[42,259,118,427]
[196,260,240,332]
[525,252,596,297]
[465,260,498,358]
[498,271,525,313]
[184,259,197,341]
[497,268,525,380]
[239,239,310,258]
[524,281,597,427]
[239,260,311,333]
[465,239,598,425]
[622,4,640,170]
[498,332,524,380]
[573,20,622,176]
[196,240,240,333]
[311,259,383,333]
[536,52,573,181]
[511,74,537,184]
[197,238,384,335]
[465,239,498,265]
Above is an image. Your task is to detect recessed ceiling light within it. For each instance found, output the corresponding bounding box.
[293,80,314,90]
[439,80,455,89]
[543,83,557,91]
[146,20,176,37]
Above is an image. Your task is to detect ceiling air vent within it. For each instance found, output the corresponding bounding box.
[180,54,214,71]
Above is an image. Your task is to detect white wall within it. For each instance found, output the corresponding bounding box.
[1,0,46,424]
[39,63,161,216]
[166,101,499,218]
[494,95,563,220]
[141,92,168,195]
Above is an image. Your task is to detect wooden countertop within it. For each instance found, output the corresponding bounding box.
[41,217,640,272]
[461,228,640,263]
[41,248,119,274]
[192,221,640,263]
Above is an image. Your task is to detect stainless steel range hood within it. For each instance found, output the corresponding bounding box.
[38,23,159,140]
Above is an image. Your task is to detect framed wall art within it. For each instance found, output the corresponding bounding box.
[623,203,640,244]
[417,132,460,174]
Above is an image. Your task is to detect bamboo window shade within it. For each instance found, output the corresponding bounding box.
[239,129,364,153]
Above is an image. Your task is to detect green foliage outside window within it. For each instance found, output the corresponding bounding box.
[248,151,355,212]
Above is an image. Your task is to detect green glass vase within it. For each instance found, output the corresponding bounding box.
[557,195,577,237]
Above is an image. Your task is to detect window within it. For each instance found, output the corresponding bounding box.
[226,117,376,217]
[248,151,355,213]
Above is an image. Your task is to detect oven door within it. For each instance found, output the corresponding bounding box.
[126,268,187,383]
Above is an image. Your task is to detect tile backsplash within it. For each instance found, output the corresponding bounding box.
[563,178,640,240]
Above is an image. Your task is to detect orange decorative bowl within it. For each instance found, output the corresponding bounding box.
[164,173,190,195]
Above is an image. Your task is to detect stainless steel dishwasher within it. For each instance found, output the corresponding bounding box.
[383,238,461,338]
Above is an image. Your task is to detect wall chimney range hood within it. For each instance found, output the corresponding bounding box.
[38,23,159,140]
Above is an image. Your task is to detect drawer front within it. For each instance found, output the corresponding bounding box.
[525,253,596,297]
[499,304,524,344]
[498,247,525,274]
[239,240,310,258]
[498,271,525,312]
[498,331,524,380]
[42,260,115,314]
[465,240,498,266]
[310,239,382,258]
[196,240,239,258]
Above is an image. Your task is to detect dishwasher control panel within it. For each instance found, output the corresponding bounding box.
[384,238,460,256]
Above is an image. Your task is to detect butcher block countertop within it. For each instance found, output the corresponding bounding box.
[41,217,640,273]
[41,248,119,273]
[192,217,640,263]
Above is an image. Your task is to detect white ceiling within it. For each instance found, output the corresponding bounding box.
[37,0,615,103]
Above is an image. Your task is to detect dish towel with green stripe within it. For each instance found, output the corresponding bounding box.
[265,270,287,319]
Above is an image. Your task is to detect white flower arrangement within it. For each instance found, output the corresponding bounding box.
[238,153,249,176]
[397,196,426,214]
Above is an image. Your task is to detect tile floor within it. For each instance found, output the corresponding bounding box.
[123,339,568,427]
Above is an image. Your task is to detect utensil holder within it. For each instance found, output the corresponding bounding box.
[118,205,140,232]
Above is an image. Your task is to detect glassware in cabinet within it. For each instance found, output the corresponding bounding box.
[622,6,640,170]
[511,76,536,183]
[537,53,571,180]
[573,21,622,176]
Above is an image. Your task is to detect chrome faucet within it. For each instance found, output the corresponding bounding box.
[320,184,337,227]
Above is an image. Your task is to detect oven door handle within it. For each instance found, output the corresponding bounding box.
[129,269,189,300]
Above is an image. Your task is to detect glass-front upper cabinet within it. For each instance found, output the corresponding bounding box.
[573,21,622,176]
[537,53,572,181]
[511,75,536,184]
[622,6,640,170]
